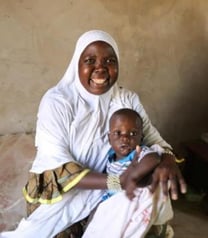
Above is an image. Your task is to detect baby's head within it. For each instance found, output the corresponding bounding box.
[108,108,143,159]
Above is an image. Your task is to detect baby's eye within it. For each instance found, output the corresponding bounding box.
[112,131,121,136]
[129,131,138,137]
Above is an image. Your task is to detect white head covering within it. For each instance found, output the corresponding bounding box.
[32,30,121,172]
[57,30,119,89]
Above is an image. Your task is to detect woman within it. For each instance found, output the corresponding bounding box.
[1,30,186,238]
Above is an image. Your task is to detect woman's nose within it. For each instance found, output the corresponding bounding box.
[94,64,107,74]
[95,60,107,69]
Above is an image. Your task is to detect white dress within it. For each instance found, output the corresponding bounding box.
[1,30,172,238]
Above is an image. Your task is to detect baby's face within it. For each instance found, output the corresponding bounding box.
[108,114,142,160]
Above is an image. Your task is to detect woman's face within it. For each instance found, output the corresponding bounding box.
[78,41,119,95]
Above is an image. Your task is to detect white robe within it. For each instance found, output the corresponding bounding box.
[0,30,172,238]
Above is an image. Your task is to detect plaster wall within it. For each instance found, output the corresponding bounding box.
[1,0,208,150]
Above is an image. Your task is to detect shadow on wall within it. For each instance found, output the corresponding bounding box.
[161,8,208,150]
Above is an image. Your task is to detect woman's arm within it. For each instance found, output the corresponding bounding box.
[76,148,160,192]
[76,171,107,189]
[133,94,187,199]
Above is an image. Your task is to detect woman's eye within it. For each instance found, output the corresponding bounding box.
[84,58,95,64]
[106,58,117,64]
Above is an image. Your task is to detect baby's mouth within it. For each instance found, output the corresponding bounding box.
[120,144,131,150]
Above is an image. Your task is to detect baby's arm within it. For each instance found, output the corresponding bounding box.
[120,145,163,199]
[132,145,163,187]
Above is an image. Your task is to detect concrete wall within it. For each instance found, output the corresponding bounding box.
[1,0,208,150]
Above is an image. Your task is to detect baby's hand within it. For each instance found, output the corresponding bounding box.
[120,145,161,200]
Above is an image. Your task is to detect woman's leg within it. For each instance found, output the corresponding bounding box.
[1,189,103,238]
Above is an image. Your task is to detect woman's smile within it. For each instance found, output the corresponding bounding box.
[91,78,107,85]
[90,77,109,89]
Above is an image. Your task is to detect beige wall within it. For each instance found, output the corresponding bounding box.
[1,0,208,151]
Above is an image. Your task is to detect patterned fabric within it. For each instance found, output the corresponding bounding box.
[49,218,88,238]
[25,162,90,237]
[23,162,90,204]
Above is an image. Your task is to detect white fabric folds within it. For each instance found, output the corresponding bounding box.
[0,30,172,238]
[83,186,173,238]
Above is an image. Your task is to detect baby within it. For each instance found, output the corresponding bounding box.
[82,108,174,238]
[103,108,164,199]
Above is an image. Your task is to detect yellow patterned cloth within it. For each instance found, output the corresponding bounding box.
[23,162,90,205]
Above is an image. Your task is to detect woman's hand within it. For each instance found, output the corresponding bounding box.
[150,153,187,200]
[120,145,160,199]
[120,147,187,200]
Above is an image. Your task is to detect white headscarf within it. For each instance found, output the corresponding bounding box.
[32,30,121,172]
[57,30,119,89]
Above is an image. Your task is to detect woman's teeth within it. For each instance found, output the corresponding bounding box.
[91,78,106,85]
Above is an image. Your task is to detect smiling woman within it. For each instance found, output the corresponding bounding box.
[0,30,186,238]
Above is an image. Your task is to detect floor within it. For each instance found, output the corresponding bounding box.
[170,192,208,238]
